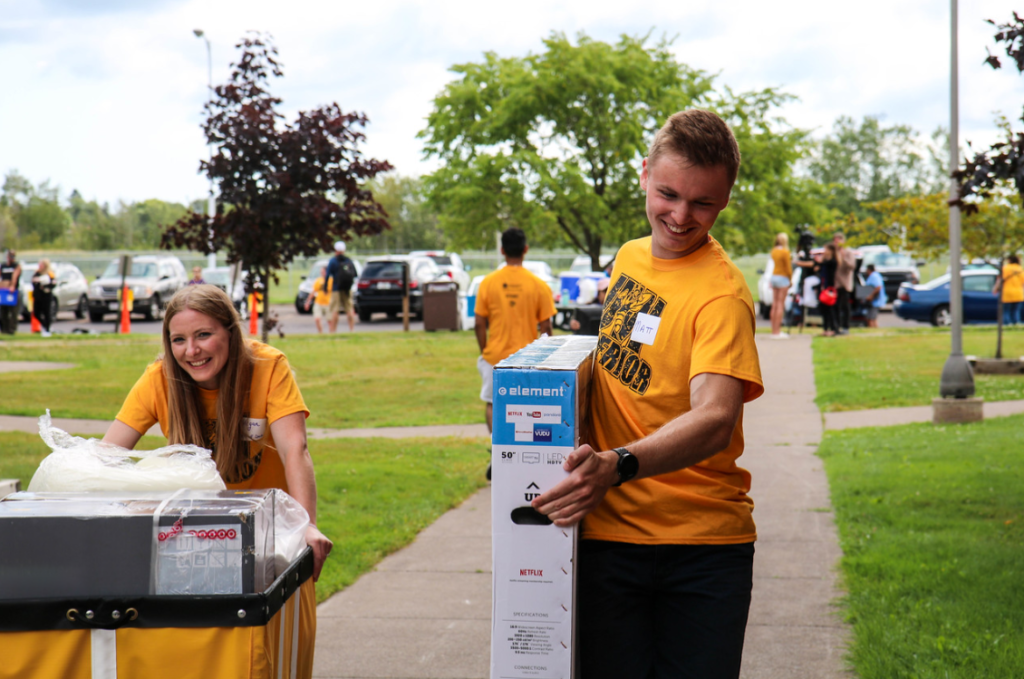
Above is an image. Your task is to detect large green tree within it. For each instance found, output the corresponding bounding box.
[1,171,70,247]
[420,32,816,268]
[808,115,947,219]
[348,175,443,252]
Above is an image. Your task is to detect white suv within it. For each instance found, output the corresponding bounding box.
[409,251,471,292]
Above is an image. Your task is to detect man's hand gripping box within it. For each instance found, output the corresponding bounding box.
[491,336,597,679]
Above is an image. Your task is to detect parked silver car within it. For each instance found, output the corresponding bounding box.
[19,262,90,321]
[202,267,249,320]
[87,255,187,322]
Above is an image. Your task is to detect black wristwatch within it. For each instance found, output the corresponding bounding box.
[612,447,639,486]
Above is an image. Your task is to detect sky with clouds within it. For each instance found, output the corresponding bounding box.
[2,0,1022,208]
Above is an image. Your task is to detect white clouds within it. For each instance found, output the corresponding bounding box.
[1,0,1023,206]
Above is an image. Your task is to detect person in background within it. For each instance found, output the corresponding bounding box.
[103,285,331,675]
[475,227,555,478]
[769,232,792,339]
[326,241,358,333]
[31,259,57,337]
[819,243,839,337]
[189,266,205,285]
[569,277,609,334]
[833,232,856,335]
[863,263,887,328]
[0,250,21,335]
[993,254,1024,326]
[304,266,333,334]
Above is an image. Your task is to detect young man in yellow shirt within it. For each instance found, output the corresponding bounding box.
[534,110,764,678]
[474,227,555,443]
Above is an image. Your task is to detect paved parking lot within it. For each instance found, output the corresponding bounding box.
[13,302,919,337]
[15,304,429,336]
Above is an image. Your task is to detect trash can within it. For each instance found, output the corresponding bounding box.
[423,280,460,331]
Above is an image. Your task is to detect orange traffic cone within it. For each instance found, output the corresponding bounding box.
[120,286,131,334]
[30,314,41,333]
[249,293,259,335]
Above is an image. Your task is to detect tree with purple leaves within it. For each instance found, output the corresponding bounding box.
[164,32,392,342]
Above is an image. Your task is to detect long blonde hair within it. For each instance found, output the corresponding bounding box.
[774,232,789,248]
[161,285,253,483]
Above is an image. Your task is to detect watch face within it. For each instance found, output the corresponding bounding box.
[617,450,639,483]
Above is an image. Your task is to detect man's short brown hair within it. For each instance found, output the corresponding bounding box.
[648,109,741,187]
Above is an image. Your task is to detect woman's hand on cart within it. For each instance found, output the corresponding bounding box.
[305,523,333,581]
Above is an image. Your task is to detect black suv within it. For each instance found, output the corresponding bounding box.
[355,256,442,322]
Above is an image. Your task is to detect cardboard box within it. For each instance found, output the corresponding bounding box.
[491,335,597,679]
[0,489,275,599]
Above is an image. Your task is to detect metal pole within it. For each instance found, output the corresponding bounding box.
[195,30,217,270]
[204,36,217,269]
[939,0,976,398]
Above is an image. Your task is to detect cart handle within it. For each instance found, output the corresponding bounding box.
[66,607,139,629]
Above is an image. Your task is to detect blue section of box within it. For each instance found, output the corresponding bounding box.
[493,369,577,447]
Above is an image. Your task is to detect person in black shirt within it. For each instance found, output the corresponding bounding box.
[0,250,22,335]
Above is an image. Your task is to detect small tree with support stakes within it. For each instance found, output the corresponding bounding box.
[955,13,1024,359]
[163,32,392,343]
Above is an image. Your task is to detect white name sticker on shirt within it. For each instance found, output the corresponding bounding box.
[243,418,267,441]
[630,312,661,346]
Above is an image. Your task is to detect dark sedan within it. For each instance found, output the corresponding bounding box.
[893,269,999,326]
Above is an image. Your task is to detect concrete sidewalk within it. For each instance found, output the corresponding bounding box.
[309,333,853,678]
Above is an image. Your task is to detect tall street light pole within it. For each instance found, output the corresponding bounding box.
[939,0,975,399]
[194,29,217,270]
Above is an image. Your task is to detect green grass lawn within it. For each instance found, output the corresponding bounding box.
[0,430,489,603]
[819,417,1024,678]
[813,327,1024,411]
[0,332,482,429]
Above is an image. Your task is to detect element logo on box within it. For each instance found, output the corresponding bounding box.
[498,385,566,398]
[533,425,552,442]
[520,569,543,577]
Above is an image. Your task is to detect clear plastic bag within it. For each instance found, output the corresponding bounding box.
[27,410,226,492]
[273,488,311,576]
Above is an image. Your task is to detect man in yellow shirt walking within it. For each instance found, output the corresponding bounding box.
[533,110,763,679]
[475,228,555,477]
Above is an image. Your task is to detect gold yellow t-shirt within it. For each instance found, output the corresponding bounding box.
[475,265,556,366]
[312,277,333,306]
[115,340,309,493]
[771,247,792,280]
[1002,263,1024,303]
[582,236,764,546]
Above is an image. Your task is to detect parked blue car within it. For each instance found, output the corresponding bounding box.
[893,269,999,326]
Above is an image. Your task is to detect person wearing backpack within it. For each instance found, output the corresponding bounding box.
[326,241,358,332]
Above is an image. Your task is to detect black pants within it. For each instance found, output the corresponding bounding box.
[836,288,852,330]
[0,303,18,334]
[578,540,755,679]
[33,293,52,332]
[821,302,837,332]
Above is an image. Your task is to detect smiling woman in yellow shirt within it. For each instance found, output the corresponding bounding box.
[104,284,331,675]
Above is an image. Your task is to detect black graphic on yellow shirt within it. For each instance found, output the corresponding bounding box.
[202,418,261,484]
[502,281,522,308]
[597,275,666,395]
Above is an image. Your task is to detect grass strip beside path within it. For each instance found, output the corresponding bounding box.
[0,431,489,604]
[819,417,1024,677]
[814,327,1024,412]
[0,332,482,429]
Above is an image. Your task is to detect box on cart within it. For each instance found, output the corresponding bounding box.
[491,335,597,679]
[0,489,276,600]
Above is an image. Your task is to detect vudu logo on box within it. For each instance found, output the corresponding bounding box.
[533,425,552,442]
